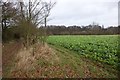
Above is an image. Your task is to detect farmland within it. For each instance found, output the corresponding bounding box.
[47,35,118,68]
[3,35,119,78]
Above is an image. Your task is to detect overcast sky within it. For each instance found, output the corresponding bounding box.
[47,0,119,27]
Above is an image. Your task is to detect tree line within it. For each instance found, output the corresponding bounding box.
[45,24,120,35]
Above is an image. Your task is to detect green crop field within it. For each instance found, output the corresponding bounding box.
[47,35,119,68]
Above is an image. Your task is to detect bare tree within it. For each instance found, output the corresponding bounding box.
[11,0,56,49]
[39,1,56,45]
[1,0,56,46]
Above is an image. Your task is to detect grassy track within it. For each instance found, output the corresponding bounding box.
[49,44,117,78]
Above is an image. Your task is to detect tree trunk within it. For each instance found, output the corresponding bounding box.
[4,20,6,28]
[45,17,47,28]
[26,34,29,49]
[43,17,47,46]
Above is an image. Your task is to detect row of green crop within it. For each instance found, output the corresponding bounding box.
[47,35,118,67]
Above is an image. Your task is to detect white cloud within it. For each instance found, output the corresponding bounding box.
[48,0,119,27]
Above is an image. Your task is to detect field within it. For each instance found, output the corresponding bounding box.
[3,35,119,78]
[47,35,118,68]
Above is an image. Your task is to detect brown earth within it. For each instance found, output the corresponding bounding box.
[2,41,22,77]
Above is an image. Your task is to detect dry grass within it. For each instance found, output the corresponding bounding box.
[10,43,59,77]
[34,43,59,63]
